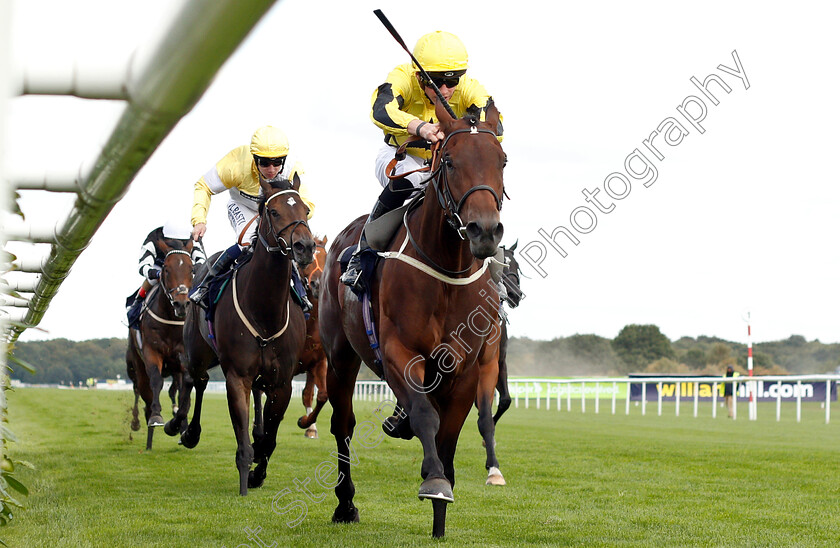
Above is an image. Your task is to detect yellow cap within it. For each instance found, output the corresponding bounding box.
[412,31,468,73]
[250,126,289,158]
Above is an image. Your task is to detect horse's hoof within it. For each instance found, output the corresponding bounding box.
[248,469,265,489]
[163,420,180,437]
[418,477,454,503]
[148,415,165,428]
[331,502,360,523]
[130,419,141,432]
[180,428,200,449]
[305,427,318,439]
[486,466,506,486]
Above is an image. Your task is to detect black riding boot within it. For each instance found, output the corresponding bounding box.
[189,244,242,304]
[340,178,414,290]
[339,200,391,290]
[291,262,313,313]
[126,293,145,328]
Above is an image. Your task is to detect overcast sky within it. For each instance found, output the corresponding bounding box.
[5,0,840,346]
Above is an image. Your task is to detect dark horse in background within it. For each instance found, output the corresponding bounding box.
[476,241,524,485]
[178,176,315,495]
[252,234,329,440]
[320,100,506,537]
[125,240,195,450]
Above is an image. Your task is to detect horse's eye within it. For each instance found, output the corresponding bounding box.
[444,156,454,170]
[269,209,280,218]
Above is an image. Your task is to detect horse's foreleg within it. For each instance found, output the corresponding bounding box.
[250,382,292,490]
[165,368,192,437]
[168,374,180,415]
[387,347,449,500]
[225,373,254,496]
[327,353,360,524]
[142,350,166,428]
[477,361,504,484]
[180,374,207,449]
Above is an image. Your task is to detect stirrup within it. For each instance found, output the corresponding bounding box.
[340,264,363,290]
[189,285,208,304]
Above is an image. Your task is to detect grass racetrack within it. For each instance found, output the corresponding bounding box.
[4,387,840,547]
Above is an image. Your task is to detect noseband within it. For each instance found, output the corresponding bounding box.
[430,125,505,239]
[257,189,310,255]
[162,249,192,306]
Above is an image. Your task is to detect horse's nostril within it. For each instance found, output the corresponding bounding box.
[465,222,482,240]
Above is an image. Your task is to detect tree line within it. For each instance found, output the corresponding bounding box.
[7,326,840,384]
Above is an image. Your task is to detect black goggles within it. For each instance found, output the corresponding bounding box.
[423,75,461,89]
[254,156,286,168]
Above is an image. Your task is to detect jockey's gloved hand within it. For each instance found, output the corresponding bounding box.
[148,269,160,280]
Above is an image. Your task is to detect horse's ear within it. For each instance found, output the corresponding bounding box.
[483,100,501,136]
[509,239,518,252]
[291,172,301,192]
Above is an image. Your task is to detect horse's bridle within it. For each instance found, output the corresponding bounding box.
[161,249,192,307]
[257,189,311,255]
[429,125,505,239]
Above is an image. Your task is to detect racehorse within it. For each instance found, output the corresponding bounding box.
[475,241,524,485]
[320,100,505,537]
[178,176,315,495]
[251,235,329,440]
[125,240,195,450]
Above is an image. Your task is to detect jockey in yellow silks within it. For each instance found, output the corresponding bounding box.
[189,126,316,310]
[341,30,503,290]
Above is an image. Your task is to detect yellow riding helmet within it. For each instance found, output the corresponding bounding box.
[250,126,289,158]
[412,31,468,74]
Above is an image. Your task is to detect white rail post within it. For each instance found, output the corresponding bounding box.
[675,381,681,417]
[712,381,718,418]
[732,382,737,420]
[693,381,699,418]
[546,382,550,410]
[625,380,630,415]
[525,382,529,409]
[566,381,572,413]
[796,381,802,423]
[776,380,782,422]
[580,381,585,414]
[657,382,663,417]
[514,381,519,408]
[595,381,600,414]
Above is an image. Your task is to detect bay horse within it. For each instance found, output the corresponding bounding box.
[178,176,315,495]
[125,239,195,450]
[252,235,329,440]
[476,241,524,485]
[320,100,505,537]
